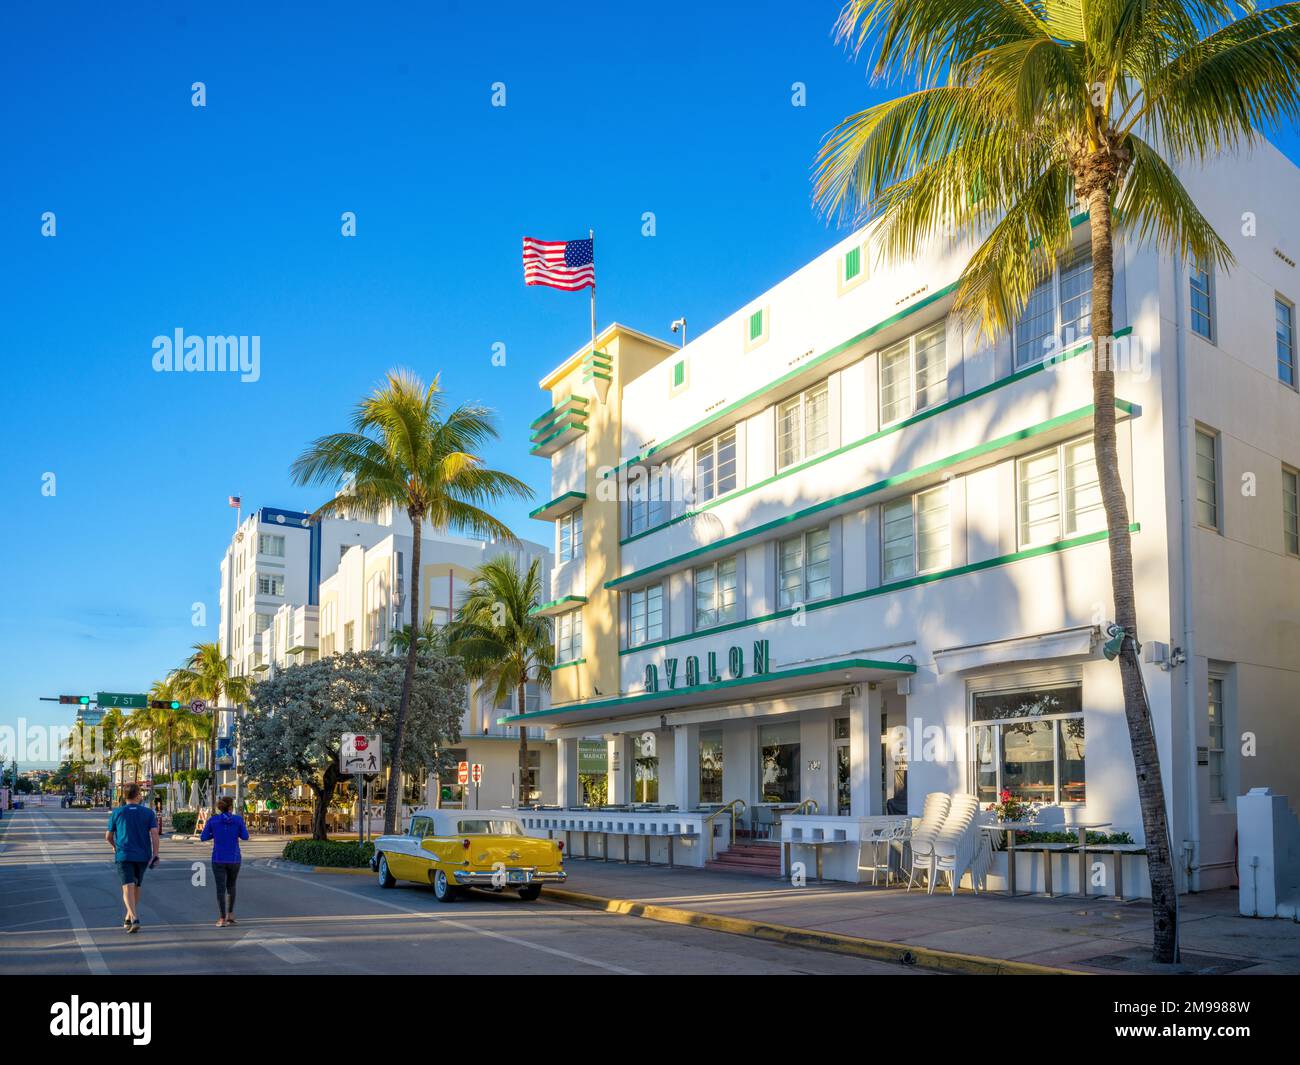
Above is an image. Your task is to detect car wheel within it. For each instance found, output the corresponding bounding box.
[432,868,459,903]
[376,854,396,889]
[517,885,542,901]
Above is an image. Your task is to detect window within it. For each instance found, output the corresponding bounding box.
[1016,437,1105,548]
[1195,428,1219,530]
[253,612,272,634]
[759,722,801,804]
[670,359,688,394]
[1015,248,1093,367]
[778,525,831,608]
[256,574,285,597]
[558,509,583,563]
[700,730,724,804]
[745,307,768,348]
[1277,296,1296,387]
[879,322,947,425]
[556,608,583,662]
[258,533,286,557]
[1190,263,1215,340]
[882,485,950,582]
[343,621,355,651]
[524,749,542,804]
[634,734,659,803]
[777,380,830,469]
[627,465,669,536]
[695,427,738,504]
[844,245,862,283]
[628,583,664,646]
[694,556,738,629]
[1284,467,1299,556]
[971,683,1085,805]
[1207,676,1226,802]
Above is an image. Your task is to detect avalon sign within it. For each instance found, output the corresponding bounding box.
[644,640,769,694]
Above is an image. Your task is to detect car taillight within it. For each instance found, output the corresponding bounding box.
[462,838,471,850]
[557,840,564,853]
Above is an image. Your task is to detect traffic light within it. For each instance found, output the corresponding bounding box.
[149,700,183,710]
[58,695,91,705]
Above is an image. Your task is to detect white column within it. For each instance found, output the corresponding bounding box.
[850,683,882,817]
[673,724,701,811]
[555,737,579,808]
[607,734,635,805]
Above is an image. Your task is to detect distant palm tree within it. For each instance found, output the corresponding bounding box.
[115,737,144,792]
[123,706,168,800]
[388,616,446,655]
[100,709,124,801]
[292,369,530,832]
[448,556,553,805]
[172,642,251,806]
[813,0,1300,966]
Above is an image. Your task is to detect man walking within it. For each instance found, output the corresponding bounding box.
[105,783,160,933]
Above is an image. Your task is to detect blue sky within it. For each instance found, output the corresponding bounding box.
[3,1,1299,763]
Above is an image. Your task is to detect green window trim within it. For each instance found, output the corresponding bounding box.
[608,397,1136,589]
[606,213,1095,482]
[844,246,861,282]
[617,522,1142,657]
[551,658,587,671]
[672,360,686,389]
[748,309,765,341]
[617,327,1132,547]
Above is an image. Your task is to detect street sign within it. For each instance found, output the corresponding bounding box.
[471,763,483,785]
[340,733,382,775]
[190,699,207,714]
[456,761,469,786]
[97,692,147,709]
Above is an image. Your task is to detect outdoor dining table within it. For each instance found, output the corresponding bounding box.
[980,821,1112,897]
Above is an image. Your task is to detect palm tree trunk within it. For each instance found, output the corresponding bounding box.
[517,679,529,806]
[1089,186,1179,964]
[385,509,423,835]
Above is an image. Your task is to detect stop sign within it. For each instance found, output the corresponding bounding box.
[354,735,369,752]
[456,761,469,786]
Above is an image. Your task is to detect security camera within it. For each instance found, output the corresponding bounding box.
[671,318,685,333]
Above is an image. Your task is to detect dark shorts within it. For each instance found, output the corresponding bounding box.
[116,860,148,886]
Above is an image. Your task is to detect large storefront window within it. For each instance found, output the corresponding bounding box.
[971,684,1085,805]
[633,734,659,803]
[700,730,724,804]
[759,721,801,804]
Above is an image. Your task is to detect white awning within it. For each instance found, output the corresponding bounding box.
[932,626,1098,675]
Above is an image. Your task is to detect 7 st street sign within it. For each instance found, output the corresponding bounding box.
[97,692,147,709]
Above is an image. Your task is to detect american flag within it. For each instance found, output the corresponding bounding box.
[523,237,595,291]
[228,495,241,508]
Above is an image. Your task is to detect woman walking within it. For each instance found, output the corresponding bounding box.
[200,795,249,927]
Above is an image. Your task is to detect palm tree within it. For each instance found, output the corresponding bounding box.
[813,0,1300,963]
[388,616,446,655]
[448,556,553,805]
[172,642,251,807]
[148,676,186,813]
[100,709,124,802]
[123,706,167,803]
[291,370,531,832]
[115,736,144,794]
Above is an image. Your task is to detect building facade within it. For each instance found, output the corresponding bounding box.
[514,142,1300,891]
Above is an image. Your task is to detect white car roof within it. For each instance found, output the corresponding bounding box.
[412,810,521,836]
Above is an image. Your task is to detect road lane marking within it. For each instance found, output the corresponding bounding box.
[232,930,318,963]
[32,814,109,976]
[260,865,641,975]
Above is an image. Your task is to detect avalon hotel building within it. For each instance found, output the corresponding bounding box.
[511,141,1300,893]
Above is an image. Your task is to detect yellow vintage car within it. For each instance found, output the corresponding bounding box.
[370,811,566,902]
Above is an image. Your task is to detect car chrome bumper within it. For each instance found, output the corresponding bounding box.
[452,868,567,886]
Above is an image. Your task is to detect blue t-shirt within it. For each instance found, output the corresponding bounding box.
[108,803,158,863]
[200,812,249,864]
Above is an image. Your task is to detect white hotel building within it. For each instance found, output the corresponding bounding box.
[217,501,554,809]
[512,142,1300,892]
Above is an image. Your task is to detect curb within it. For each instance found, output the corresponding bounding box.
[262,857,371,876]
[543,887,1087,976]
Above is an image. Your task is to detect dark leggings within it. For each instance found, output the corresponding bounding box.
[213,862,241,917]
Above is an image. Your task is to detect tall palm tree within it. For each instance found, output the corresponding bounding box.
[448,556,553,805]
[147,676,186,813]
[172,642,251,807]
[814,0,1300,962]
[291,370,531,832]
[100,709,124,802]
[388,616,446,655]
[123,706,167,803]
[115,736,144,794]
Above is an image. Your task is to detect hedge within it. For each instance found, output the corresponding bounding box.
[283,839,375,868]
[170,812,199,834]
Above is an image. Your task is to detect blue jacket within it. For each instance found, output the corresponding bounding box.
[201,812,249,864]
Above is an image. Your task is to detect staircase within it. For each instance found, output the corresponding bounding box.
[705,842,782,876]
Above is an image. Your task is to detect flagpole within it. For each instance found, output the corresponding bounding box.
[589,228,597,363]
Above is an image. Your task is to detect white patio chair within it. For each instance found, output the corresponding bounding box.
[857,818,911,885]
[905,793,951,893]
[930,794,984,896]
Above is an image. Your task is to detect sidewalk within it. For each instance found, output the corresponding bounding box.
[551,860,1300,974]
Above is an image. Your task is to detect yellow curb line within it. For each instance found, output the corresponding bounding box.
[310,866,370,876]
[544,887,1087,976]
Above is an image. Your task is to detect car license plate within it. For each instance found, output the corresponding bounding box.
[508,870,526,883]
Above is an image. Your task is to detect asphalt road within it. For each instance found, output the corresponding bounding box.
[0,805,916,976]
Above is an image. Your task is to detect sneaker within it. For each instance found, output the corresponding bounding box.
[123,917,132,929]
[128,920,140,934]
